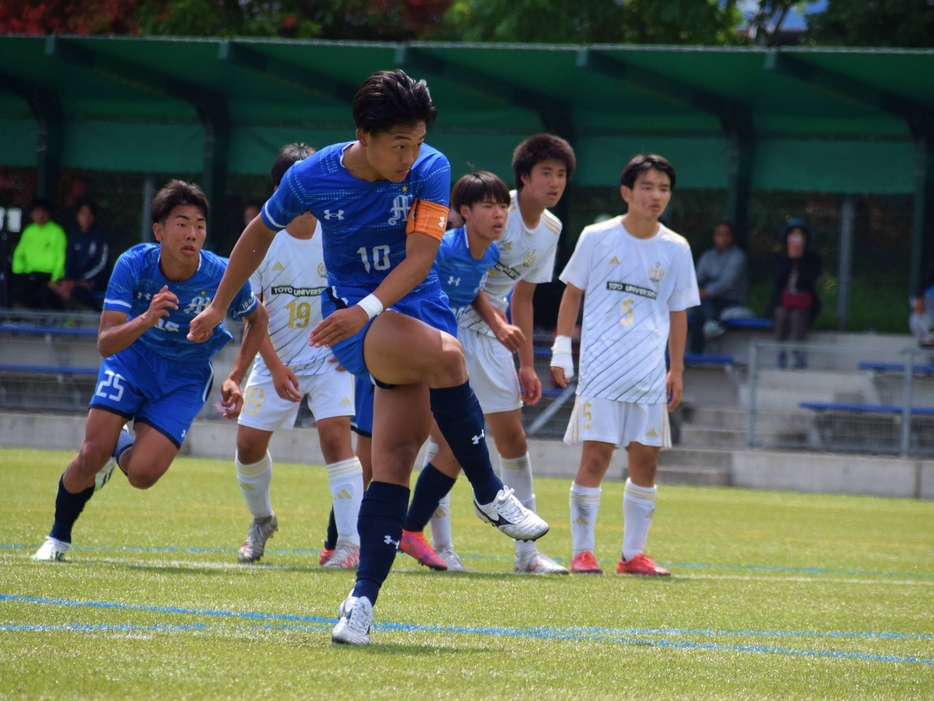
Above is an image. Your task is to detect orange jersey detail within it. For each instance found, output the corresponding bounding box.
[406,199,448,242]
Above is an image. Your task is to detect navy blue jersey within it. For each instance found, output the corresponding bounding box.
[65,225,110,289]
[260,142,451,293]
[434,227,499,315]
[102,244,257,363]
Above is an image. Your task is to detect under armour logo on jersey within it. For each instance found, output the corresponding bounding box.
[323,209,344,220]
[388,194,413,225]
[447,275,461,286]
[384,535,400,549]
[471,429,485,445]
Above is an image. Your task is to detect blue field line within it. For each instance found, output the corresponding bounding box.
[3,593,933,665]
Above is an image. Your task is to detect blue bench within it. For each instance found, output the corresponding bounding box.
[857,362,934,375]
[0,323,97,338]
[800,401,934,416]
[0,363,99,376]
[722,317,774,331]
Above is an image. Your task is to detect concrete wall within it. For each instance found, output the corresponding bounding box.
[4,411,932,499]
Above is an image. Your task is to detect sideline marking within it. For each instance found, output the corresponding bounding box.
[2,594,933,665]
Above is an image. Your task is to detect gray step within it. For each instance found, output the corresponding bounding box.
[680,405,747,431]
[622,464,731,487]
[679,426,747,449]
[659,447,733,469]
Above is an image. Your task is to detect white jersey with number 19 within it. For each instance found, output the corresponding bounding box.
[559,217,700,405]
[249,224,333,378]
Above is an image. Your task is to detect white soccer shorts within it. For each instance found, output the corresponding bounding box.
[564,396,671,449]
[459,328,523,414]
[237,367,355,432]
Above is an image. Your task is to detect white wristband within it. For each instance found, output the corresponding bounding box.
[550,335,575,379]
[357,294,384,320]
[551,335,572,355]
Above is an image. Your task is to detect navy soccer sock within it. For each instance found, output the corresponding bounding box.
[429,382,502,504]
[404,464,456,532]
[49,476,95,544]
[324,508,338,551]
[352,481,409,605]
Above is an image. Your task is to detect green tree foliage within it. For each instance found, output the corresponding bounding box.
[439,0,742,45]
[805,0,934,48]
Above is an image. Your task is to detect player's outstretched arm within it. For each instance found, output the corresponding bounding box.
[551,282,583,388]
[97,285,178,358]
[220,301,269,419]
[310,232,440,348]
[471,290,525,352]
[189,218,276,344]
[667,309,687,412]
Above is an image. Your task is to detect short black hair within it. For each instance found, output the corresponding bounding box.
[451,171,511,213]
[715,220,734,233]
[620,154,677,190]
[352,69,437,135]
[511,134,576,191]
[150,180,209,224]
[30,198,53,214]
[75,198,98,218]
[271,143,315,188]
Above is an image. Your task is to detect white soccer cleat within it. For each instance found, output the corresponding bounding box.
[32,536,70,562]
[331,594,373,645]
[473,487,549,541]
[436,547,466,573]
[322,542,360,570]
[514,551,569,575]
[94,458,116,493]
[237,513,279,563]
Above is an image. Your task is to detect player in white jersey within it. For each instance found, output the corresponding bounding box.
[551,154,699,577]
[223,144,362,568]
[406,134,577,575]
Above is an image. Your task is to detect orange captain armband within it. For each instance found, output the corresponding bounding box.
[405,198,448,241]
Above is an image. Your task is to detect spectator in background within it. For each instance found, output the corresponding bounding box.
[909,260,934,350]
[243,202,261,228]
[54,198,110,312]
[767,218,822,369]
[10,198,66,310]
[688,221,747,355]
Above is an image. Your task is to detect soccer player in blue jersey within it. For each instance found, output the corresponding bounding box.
[187,70,548,645]
[32,181,267,562]
[397,170,522,571]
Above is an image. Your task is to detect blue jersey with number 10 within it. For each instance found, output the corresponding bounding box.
[260,142,451,293]
[435,227,500,316]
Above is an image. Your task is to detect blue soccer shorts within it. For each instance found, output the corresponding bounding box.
[89,343,214,448]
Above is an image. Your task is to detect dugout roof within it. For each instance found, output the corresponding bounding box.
[1,35,933,192]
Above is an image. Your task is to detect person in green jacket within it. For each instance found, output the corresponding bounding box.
[10,199,67,310]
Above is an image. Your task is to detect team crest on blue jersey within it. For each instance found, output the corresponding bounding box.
[388,194,413,225]
[648,263,666,283]
[184,292,212,316]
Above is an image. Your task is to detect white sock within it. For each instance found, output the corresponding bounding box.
[429,492,454,550]
[569,482,602,557]
[423,441,439,467]
[328,457,364,546]
[236,451,273,519]
[501,453,539,559]
[622,479,657,562]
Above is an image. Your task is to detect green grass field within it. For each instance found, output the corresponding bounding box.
[2,447,933,700]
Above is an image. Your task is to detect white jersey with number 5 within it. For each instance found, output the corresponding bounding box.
[559,217,700,404]
[250,224,333,377]
[456,190,561,337]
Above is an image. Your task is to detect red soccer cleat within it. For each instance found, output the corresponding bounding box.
[616,553,670,576]
[570,551,604,575]
[319,547,335,566]
[400,530,448,571]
